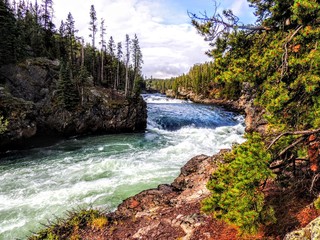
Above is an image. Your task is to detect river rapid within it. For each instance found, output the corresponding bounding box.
[0,94,245,239]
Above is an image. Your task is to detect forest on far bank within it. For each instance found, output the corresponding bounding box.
[0,0,147,134]
[0,0,145,97]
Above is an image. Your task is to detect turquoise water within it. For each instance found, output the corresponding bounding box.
[0,94,245,239]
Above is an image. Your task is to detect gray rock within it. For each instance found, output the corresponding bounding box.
[284,216,320,240]
[0,58,147,151]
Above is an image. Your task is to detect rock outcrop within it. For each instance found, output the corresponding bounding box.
[284,216,320,240]
[79,150,239,239]
[0,58,147,151]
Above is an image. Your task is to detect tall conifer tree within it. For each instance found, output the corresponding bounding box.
[124,34,130,96]
[0,0,16,65]
[115,42,123,90]
[89,4,97,84]
[99,18,106,85]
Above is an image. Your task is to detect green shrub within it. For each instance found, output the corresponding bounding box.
[314,196,320,210]
[29,209,106,240]
[202,133,276,235]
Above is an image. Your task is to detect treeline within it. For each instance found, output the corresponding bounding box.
[151,59,241,100]
[155,0,320,235]
[0,0,144,98]
[150,62,217,96]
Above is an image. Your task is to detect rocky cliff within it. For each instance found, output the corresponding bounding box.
[0,58,147,152]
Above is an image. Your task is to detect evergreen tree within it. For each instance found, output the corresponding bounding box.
[107,36,116,57]
[57,61,79,111]
[107,36,116,87]
[0,0,17,65]
[41,0,53,30]
[41,0,55,57]
[65,12,78,65]
[131,33,143,94]
[203,133,276,234]
[115,41,123,89]
[57,20,67,59]
[32,0,41,25]
[80,37,85,68]
[99,18,106,85]
[186,0,320,234]
[124,34,130,96]
[89,4,97,83]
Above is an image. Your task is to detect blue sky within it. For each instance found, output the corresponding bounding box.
[46,0,256,78]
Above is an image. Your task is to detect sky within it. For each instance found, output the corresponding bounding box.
[47,0,256,79]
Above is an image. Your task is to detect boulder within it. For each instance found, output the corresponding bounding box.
[284,216,320,240]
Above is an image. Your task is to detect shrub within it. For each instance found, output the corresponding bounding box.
[202,133,276,234]
[90,216,108,230]
[314,196,320,210]
[29,209,106,240]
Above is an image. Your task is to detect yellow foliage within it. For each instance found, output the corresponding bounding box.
[90,217,108,230]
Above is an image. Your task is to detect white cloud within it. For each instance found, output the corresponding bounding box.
[32,0,255,79]
[46,0,211,79]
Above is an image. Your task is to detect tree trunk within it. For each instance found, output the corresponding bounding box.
[115,61,120,90]
[101,52,104,85]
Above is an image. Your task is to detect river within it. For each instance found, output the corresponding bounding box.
[0,94,245,239]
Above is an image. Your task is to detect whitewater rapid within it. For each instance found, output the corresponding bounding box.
[0,94,245,239]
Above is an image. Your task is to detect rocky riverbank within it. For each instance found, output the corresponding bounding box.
[29,149,320,239]
[165,83,267,134]
[30,151,242,240]
[102,151,236,240]
[0,58,147,152]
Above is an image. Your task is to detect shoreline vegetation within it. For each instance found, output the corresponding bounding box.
[0,0,147,153]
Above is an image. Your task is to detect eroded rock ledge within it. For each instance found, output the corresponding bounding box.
[0,58,147,152]
[80,150,239,239]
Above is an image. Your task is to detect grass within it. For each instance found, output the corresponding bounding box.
[29,208,108,240]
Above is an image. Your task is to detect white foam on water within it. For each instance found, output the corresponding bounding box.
[143,94,187,104]
[0,95,246,239]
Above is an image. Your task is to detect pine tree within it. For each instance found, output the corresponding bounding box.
[41,0,53,30]
[57,20,67,59]
[0,0,17,65]
[107,36,116,87]
[202,133,276,234]
[131,33,143,95]
[57,61,79,110]
[32,0,41,24]
[115,41,123,90]
[89,4,97,84]
[99,18,106,85]
[65,12,78,65]
[124,34,130,96]
[107,36,116,57]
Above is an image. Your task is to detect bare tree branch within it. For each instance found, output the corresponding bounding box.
[310,173,320,193]
[278,136,306,157]
[188,1,271,43]
[280,25,303,78]
[267,128,320,150]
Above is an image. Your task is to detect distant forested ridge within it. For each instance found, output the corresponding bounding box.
[0,0,144,95]
[152,0,320,235]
